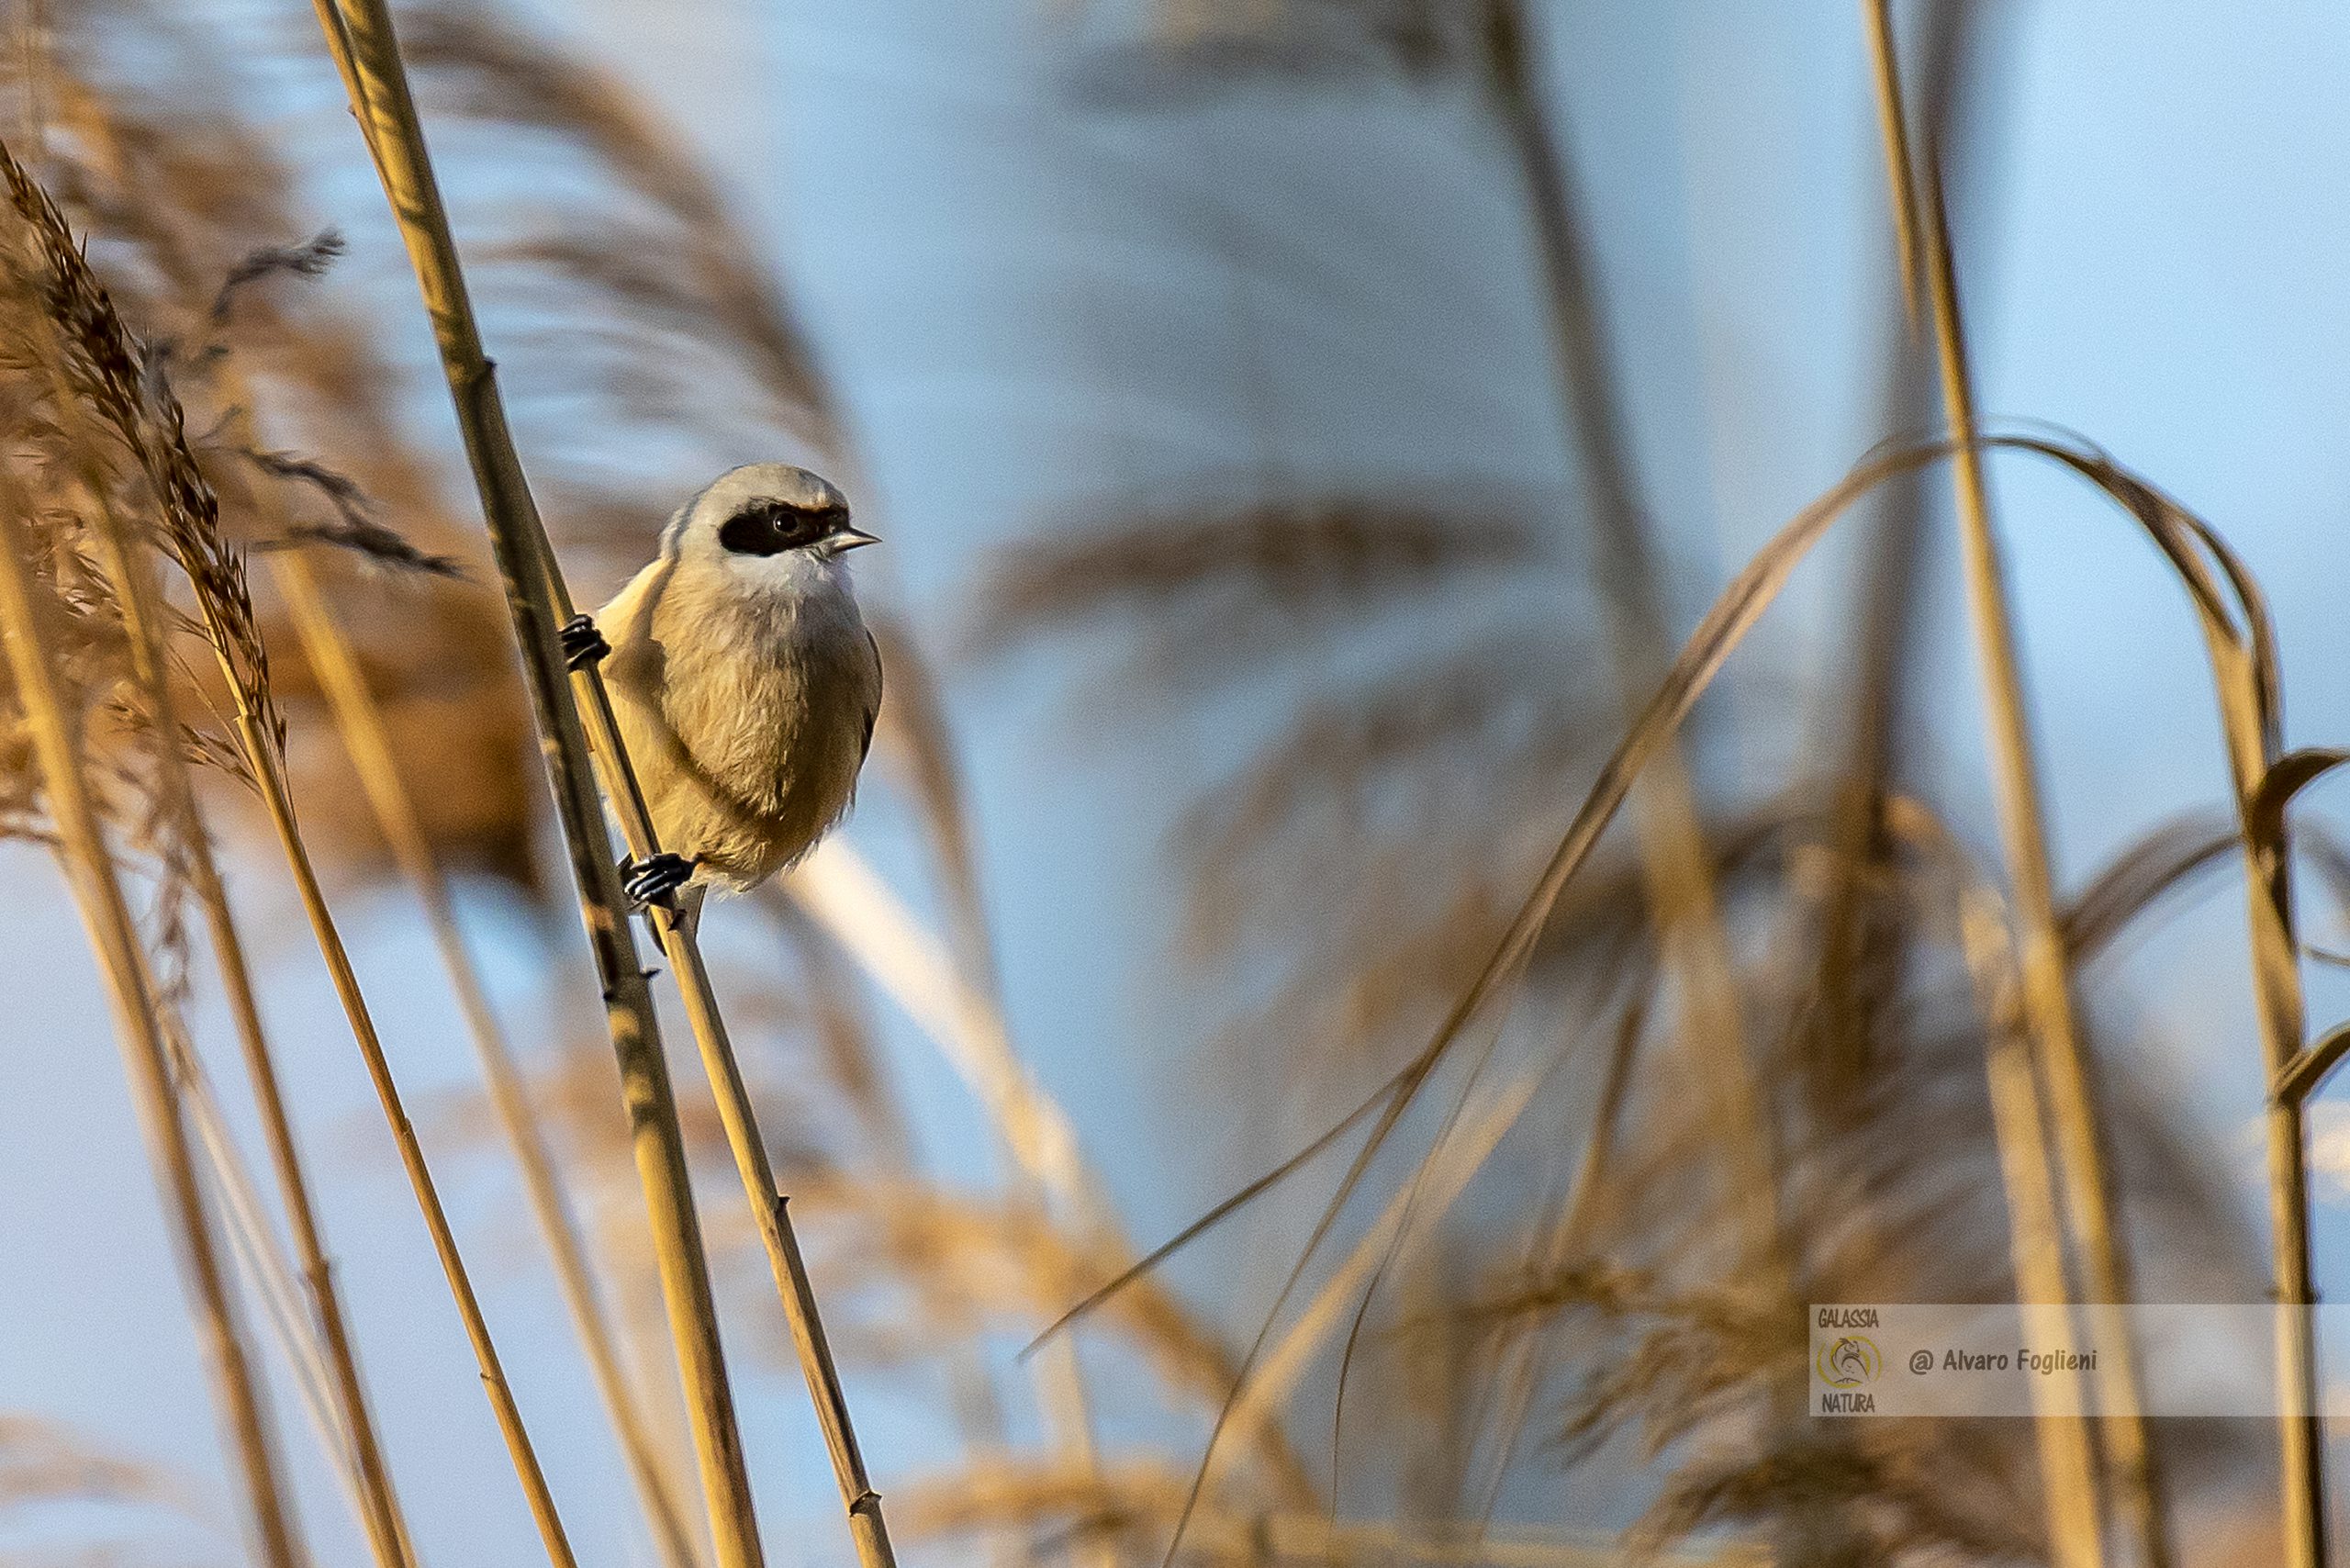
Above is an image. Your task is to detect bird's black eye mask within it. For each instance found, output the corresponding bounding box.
[717,500,848,556]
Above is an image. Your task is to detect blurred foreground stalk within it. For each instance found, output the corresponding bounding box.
[0,475,308,1568]
[307,3,902,1565]
[1922,801,2107,1568]
[1482,0,1786,1269]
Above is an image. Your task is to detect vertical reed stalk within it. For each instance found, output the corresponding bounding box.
[2244,903,2329,1568]
[638,889,899,1568]
[0,490,308,1568]
[86,514,414,1568]
[271,548,706,1568]
[1811,0,1978,1093]
[1862,7,2160,1564]
[303,3,794,1568]
[1978,1019,2106,1568]
[2201,628,2327,1560]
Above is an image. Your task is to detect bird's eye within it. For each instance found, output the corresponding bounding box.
[718,502,830,556]
[718,509,782,555]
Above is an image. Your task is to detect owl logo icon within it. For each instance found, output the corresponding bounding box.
[1817,1335,1883,1389]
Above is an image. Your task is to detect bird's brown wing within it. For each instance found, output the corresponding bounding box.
[858,626,882,768]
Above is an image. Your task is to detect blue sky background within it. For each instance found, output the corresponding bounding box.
[10,1,2350,1562]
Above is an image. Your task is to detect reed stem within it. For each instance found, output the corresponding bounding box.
[1811,0,1978,1096]
[2246,927,2330,1568]
[273,526,705,1568]
[2198,582,2329,1565]
[0,488,308,1568]
[630,848,901,1568]
[1863,7,2160,1564]
[1980,1005,2108,1568]
[303,3,842,1563]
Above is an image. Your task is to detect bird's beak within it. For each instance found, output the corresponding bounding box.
[828,528,881,555]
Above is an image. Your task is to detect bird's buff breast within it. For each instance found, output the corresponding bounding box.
[607,588,874,890]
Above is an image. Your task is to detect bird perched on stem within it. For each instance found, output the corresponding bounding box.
[568,463,882,922]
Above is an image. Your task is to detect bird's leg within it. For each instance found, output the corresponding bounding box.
[621,851,698,911]
[627,866,705,940]
[557,613,610,670]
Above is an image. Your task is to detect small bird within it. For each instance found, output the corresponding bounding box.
[575,463,883,920]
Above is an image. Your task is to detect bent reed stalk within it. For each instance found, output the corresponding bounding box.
[271,547,706,1568]
[1862,9,2162,1567]
[304,3,898,1565]
[23,294,416,1563]
[0,134,578,1567]
[2106,465,2332,1557]
[0,476,308,1568]
[85,511,415,1568]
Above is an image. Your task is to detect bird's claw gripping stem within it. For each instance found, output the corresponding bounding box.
[621,852,696,911]
[558,613,610,671]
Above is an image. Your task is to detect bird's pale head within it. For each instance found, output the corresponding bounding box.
[664,464,878,590]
